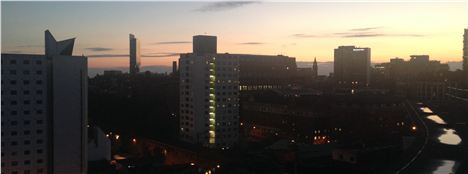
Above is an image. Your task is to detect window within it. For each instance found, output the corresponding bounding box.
[10,90,17,95]
[37,159,43,164]
[10,60,17,64]
[23,80,30,85]
[36,70,42,75]
[36,120,43,124]
[37,149,43,154]
[36,90,43,95]
[23,60,30,64]
[9,70,16,75]
[23,90,30,95]
[24,120,30,125]
[23,70,30,75]
[36,80,42,85]
[10,80,17,85]
[23,100,30,105]
[36,130,43,134]
[24,150,30,155]
[36,139,43,144]
[36,60,42,65]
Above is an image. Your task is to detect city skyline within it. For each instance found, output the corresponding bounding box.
[2,1,467,69]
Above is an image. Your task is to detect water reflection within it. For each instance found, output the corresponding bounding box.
[420,107,433,114]
[429,160,460,174]
[426,115,447,125]
[437,128,462,145]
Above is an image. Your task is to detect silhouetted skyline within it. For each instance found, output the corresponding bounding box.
[2,1,466,69]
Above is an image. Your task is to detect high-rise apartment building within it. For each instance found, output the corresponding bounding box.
[1,30,87,174]
[179,35,240,148]
[129,34,141,74]
[334,46,371,86]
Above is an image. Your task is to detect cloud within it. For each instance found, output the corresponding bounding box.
[143,52,181,57]
[153,41,191,45]
[15,45,43,48]
[238,42,265,45]
[85,47,113,52]
[195,1,260,12]
[339,32,424,38]
[292,34,322,38]
[87,52,181,58]
[87,54,128,58]
[349,26,383,31]
[293,31,424,38]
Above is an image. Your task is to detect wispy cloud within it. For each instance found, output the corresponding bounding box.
[143,52,181,57]
[85,47,113,52]
[87,54,128,58]
[87,52,181,58]
[195,1,260,12]
[153,41,191,45]
[15,45,43,48]
[349,26,384,31]
[293,26,424,38]
[292,34,320,38]
[238,42,265,45]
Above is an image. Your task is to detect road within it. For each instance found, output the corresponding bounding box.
[399,102,464,174]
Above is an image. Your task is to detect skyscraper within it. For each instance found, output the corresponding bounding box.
[129,34,141,74]
[1,30,87,174]
[312,57,318,78]
[463,29,468,74]
[334,46,371,86]
[179,35,240,148]
[172,61,177,75]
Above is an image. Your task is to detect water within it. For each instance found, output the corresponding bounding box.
[426,115,447,125]
[420,107,433,114]
[428,160,460,174]
[437,128,462,145]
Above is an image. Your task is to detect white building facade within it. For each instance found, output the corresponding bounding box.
[179,35,240,148]
[1,30,87,174]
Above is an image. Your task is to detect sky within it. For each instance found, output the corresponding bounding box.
[2,1,467,68]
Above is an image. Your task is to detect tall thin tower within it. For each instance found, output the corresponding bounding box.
[129,34,141,74]
[312,57,318,78]
[464,29,468,73]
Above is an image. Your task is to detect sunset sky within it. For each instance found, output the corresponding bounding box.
[2,1,467,68]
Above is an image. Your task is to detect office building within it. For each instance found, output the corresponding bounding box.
[334,46,371,86]
[377,55,449,80]
[129,34,141,74]
[179,35,240,148]
[1,30,87,174]
[236,54,296,90]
